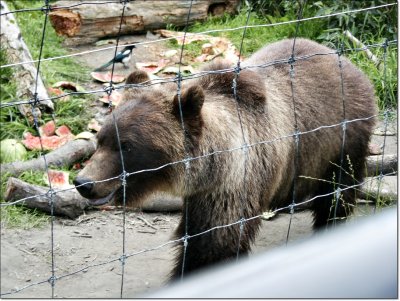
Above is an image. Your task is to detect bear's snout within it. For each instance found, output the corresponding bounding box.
[74,176,94,198]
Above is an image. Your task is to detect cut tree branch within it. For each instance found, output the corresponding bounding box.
[343,30,381,68]
[4,177,89,219]
[1,138,97,177]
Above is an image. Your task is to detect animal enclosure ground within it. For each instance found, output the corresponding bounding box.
[1,204,394,298]
[1,33,397,298]
[0,210,314,298]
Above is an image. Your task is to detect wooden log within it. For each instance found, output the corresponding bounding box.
[4,177,89,219]
[140,192,182,212]
[1,138,97,177]
[3,177,182,218]
[49,0,239,45]
[359,175,397,202]
[366,154,397,177]
[0,1,53,122]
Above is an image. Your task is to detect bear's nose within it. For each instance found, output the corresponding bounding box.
[74,176,94,198]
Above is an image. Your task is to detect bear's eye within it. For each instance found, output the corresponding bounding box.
[120,141,132,152]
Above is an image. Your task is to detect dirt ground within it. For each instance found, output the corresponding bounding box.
[1,34,398,298]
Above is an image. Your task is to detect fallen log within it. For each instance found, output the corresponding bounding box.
[4,177,89,219]
[3,177,182,218]
[49,0,239,45]
[359,175,397,202]
[1,138,97,177]
[3,176,183,218]
[0,1,53,122]
[366,154,397,177]
[140,192,182,212]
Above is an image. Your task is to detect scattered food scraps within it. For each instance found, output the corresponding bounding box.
[87,119,102,132]
[99,90,123,107]
[22,125,75,151]
[91,72,126,83]
[161,49,178,58]
[136,59,168,74]
[55,125,74,138]
[74,131,95,140]
[48,87,70,102]
[53,81,85,93]
[39,120,56,137]
[43,169,73,189]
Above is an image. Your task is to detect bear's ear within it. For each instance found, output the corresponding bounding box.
[125,70,150,85]
[173,85,204,119]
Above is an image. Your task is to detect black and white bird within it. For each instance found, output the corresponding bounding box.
[94,44,136,71]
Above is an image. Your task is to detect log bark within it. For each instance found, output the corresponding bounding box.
[0,1,53,122]
[140,192,182,212]
[49,0,239,45]
[359,175,397,202]
[1,138,97,177]
[3,177,182,219]
[366,154,397,177]
[4,177,89,219]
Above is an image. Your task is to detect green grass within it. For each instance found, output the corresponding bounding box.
[346,45,398,111]
[7,0,90,85]
[0,171,49,229]
[1,1,94,141]
[1,1,93,228]
[1,206,50,229]
[186,6,397,111]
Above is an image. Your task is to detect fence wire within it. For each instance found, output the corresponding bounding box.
[0,0,397,298]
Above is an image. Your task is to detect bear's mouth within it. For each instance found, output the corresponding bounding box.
[87,190,116,206]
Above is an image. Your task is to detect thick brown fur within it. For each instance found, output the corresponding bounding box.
[74,39,377,279]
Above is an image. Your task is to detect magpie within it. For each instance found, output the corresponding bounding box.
[94,44,136,71]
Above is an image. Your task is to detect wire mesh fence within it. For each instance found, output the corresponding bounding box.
[0,0,397,298]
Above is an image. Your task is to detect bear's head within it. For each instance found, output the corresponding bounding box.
[74,70,205,206]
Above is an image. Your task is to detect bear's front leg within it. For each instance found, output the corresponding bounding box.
[171,193,261,280]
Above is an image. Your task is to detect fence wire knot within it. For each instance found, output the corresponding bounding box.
[239,217,246,231]
[119,171,128,186]
[336,43,344,56]
[335,187,342,201]
[234,63,241,74]
[382,38,389,49]
[30,93,41,107]
[294,129,300,147]
[47,275,56,287]
[183,157,191,170]
[45,188,55,204]
[176,71,183,84]
[377,173,384,182]
[341,119,347,132]
[241,143,249,154]
[288,54,296,65]
[119,254,127,265]
[288,203,295,214]
[183,235,190,248]
[41,1,50,13]
[103,85,114,96]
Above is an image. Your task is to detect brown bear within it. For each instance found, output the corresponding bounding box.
[74,38,377,279]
